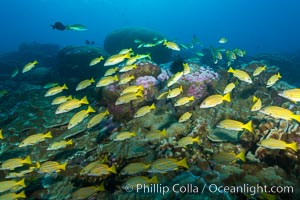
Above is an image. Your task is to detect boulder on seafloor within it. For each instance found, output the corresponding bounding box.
[104,27,172,64]
[57,45,109,82]
[207,128,241,143]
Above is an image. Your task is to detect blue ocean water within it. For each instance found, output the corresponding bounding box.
[0,0,299,55]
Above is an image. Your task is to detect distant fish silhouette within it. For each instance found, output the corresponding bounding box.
[85,40,95,45]
[51,22,66,31]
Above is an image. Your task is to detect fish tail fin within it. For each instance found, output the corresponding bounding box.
[194,136,200,144]
[145,164,151,169]
[227,66,235,73]
[35,162,41,169]
[17,190,26,198]
[109,165,117,174]
[177,157,189,169]
[23,155,32,165]
[114,75,119,81]
[67,95,72,99]
[90,77,95,83]
[97,182,105,192]
[253,96,258,102]
[34,60,38,64]
[133,64,137,69]
[104,108,110,115]
[278,72,282,79]
[0,131,3,139]
[244,120,253,133]
[81,96,89,104]
[67,139,73,145]
[87,105,96,113]
[132,132,137,137]
[161,128,167,137]
[150,103,156,110]
[101,155,108,163]
[190,96,195,101]
[62,84,68,90]
[223,92,231,102]
[60,162,68,171]
[179,85,183,92]
[236,151,246,162]
[262,65,267,70]
[150,176,159,184]
[292,114,300,123]
[17,179,26,187]
[45,131,53,139]
[136,90,144,97]
[287,142,298,152]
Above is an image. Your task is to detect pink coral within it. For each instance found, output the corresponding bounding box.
[157,69,170,82]
[135,76,159,100]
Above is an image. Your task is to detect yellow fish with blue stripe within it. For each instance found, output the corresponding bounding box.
[88,164,117,176]
[163,40,180,51]
[124,176,158,189]
[104,53,131,66]
[167,71,184,87]
[1,155,32,170]
[144,129,167,141]
[178,111,192,122]
[76,78,95,91]
[87,109,110,129]
[217,119,253,133]
[148,157,189,173]
[45,84,68,97]
[104,67,118,76]
[258,138,297,152]
[89,56,104,66]
[223,82,236,94]
[51,95,72,105]
[114,131,136,141]
[119,64,137,72]
[115,90,143,105]
[278,88,300,102]
[259,106,300,123]
[22,60,38,73]
[19,131,52,147]
[119,75,135,85]
[120,162,151,175]
[47,139,73,150]
[213,151,246,164]
[72,183,105,200]
[253,65,266,76]
[96,75,119,87]
[167,85,183,98]
[0,179,26,193]
[228,67,252,83]
[68,106,95,129]
[174,96,194,106]
[266,72,281,87]
[38,161,67,173]
[200,93,231,108]
[121,85,143,95]
[0,128,3,139]
[183,63,191,75]
[0,190,26,200]
[177,136,200,148]
[134,103,155,118]
[56,96,89,114]
[251,96,262,111]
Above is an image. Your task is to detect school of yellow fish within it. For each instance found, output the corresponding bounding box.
[1,36,299,199]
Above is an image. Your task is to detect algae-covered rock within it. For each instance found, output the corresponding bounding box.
[104,27,172,63]
[57,45,109,81]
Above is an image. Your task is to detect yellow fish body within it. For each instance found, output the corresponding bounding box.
[177,136,200,147]
[76,78,95,91]
[96,75,118,87]
[163,40,180,51]
[217,119,253,132]
[200,93,231,108]
[223,82,235,94]
[51,95,72,105]
[1,155,32,170]
[0,128,3,139]
[218,37,228,44]
[144,129,167,141]
[43,82,59,89]
[47,139,73,150]
[56,96,89,114]
[167,71,184,87]
[119,64,137,72]
[167,85,183,98]
[178,111,192,122]
[19,131,52,147]
[156,91,169,100]
[266,72,281,87]
[104,53,131,66]
[258,138,297,151]
[174,96,194,107]
[45,84,68,97]
[213,151,246,163]
[88,164,117,176]
[251,97,262,111]
[259,106,300,123]
[119,48,133,55]
[148,157,189,173]
[39,161,67,173]
[125,176,158,189]
[278,88,300,102]
[114,131,136,141]
[228,67,252,83]
[126,56,138,65]
[72,183,105,200]
[115,90,143,105]
[121,85,143,95]
[120,162,151,175]
[89,56,104,66]
[135,53,151,60]
[104,67,118,76]
[183,63,191,75]
[119,75,135,85]
[134,103,155,118]
[87,109,110,129]
[0,179,26,193]
[68,106,96,129]
[253,65,266,76]
[0,190,26,200]
[22,60,38,73]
